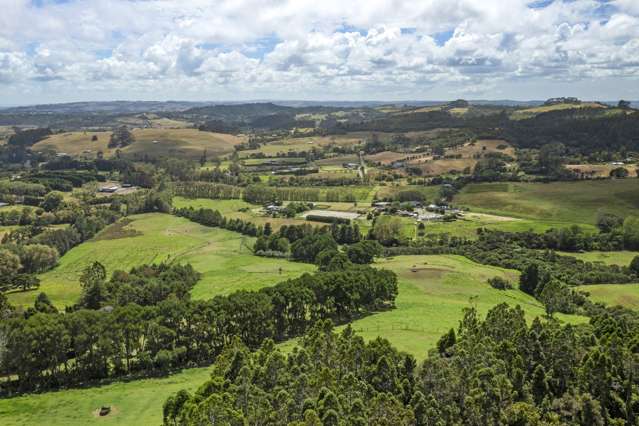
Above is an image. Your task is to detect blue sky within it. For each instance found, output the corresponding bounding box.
[1,0,638,104]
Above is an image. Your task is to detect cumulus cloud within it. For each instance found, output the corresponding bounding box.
[0,0,637,102]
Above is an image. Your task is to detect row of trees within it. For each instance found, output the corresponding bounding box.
[0,263,397,393]
[165,302,639,425]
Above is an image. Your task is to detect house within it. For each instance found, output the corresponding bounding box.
[418,212,444,222]
[397,210,418,218]
[343,162,360,170]
[265,204,283,214]
[372,202,391,210]
[99,185,120,193]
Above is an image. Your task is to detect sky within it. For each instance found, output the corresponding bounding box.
[1,0,638,105]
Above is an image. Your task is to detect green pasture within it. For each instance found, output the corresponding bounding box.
[455,180,639,225]
[347,255,587,359]
[576,283,639,310]
[0,367,212,426]
[557,250,638,267]
[7,213,313,308]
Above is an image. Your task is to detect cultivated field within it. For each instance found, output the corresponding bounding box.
[455,180,639,225]
[577,283,639,310]
[347,255,586,358]
[33,128,244,159]
[6,213,314,308]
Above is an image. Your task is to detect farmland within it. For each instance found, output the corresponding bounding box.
[455,180,639,225]
[577,283,639,310]
[0,367,212,426]
[510,102,606,119]
[347,255,587,358]
[0,252,588,425]
[6,213,313,308]
[32,128,244,159]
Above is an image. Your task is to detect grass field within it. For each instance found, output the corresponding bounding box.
[566,164,638,178]
[0,253,587,424]
[239,135,362,158]
[455,180,639,225]
[423,213,595,239]
[33,129,244,160]
[511,102,606,119]
[347,255,587,358]
[0,367,212,426]
[557,251,638,267]
[7,213,314,308]
[577,283,639,310]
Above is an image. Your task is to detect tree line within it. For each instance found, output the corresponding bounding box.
[164,302,639,425]
[0,262,397,394]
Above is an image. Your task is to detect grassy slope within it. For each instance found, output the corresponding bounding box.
[0,253,587,425]
[7,213,314,308]
[577,284,639,310]
[557,250,638,267]
[455,180,639,226]
[33,129,244,160]
[0,367,212,426]
[346,255,587,359]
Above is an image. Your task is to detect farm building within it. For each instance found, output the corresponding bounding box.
[302,210,360,220]
[99,185,120,193]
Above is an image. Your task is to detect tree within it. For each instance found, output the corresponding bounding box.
[79,262,107,310]
[373,217,404,246]
[346,240,382,264]
[20,244,59,273]
[437,328,456,356]
[108,126,135,148]
[34,292,58,314]
[200,149,207,167]
[538,142,566,175]
[531,365,549,405]
[519,263,540,295]
[618,100,632,109]
[609,167,629,178]
[630,255,639,275]
[41,191,64,212]
[0,249,21,279]
[596,212,623,233]
[623,216,639,249]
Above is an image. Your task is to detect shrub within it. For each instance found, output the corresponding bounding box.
[488,276,512,290]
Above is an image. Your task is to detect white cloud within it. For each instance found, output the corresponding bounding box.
[0,0,637,103]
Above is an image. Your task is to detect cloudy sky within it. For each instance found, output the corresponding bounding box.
[1,0,638,105]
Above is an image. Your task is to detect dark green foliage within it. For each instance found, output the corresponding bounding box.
[1,264,397,393]
[108,126,135,148]
[7,128,52,147]
[346,240,382,264]
[163,322,415,425]
[290,233,338,263]
[488,276,512,290]
[164,302,639,425]
[519,263,541,295]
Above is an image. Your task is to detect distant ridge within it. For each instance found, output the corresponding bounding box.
[1,99,636,114]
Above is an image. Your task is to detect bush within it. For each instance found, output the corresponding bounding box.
[305,215,351,225]
[488,276,512,290]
